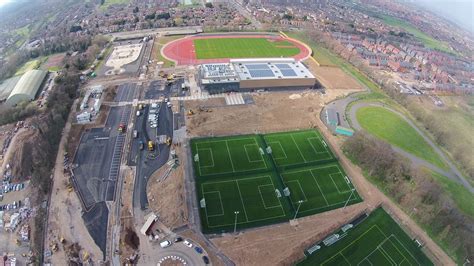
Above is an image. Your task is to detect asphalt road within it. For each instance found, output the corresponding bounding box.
[132,81,176,210]
[320,89,473,194]
[348,102,474,193]
[71,83,136,257]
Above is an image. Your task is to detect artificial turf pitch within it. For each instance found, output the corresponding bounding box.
[193,37,301,59]
[191,130,362,233]
[298,207,433,266]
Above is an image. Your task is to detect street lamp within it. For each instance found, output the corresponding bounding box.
[293,200,304,220]
[343,188,356,209]
[233,211,240,234]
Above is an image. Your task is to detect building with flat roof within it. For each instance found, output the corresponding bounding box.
[199,58,318,94]
[5,70,47,107]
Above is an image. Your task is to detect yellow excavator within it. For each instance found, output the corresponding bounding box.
[187,109,194,116]
[66,183,73,192]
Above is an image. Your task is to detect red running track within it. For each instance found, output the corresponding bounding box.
[161,34,312,65]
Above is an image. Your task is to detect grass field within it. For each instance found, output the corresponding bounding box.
[192,130,362,233]
[379,15,454,55]
[100,0,129,11]
[193,37,300,59]
[430,171,474,217]
[298,207,433,266]
[356,106,446,170]
[15,57,47,76]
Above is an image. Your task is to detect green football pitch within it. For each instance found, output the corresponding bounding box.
[298,207,433,266]
[193,37,301,59]
[191,130,363,233]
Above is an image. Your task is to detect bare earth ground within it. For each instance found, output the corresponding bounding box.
[41,53,66,70]
[305,60,364,91]
[185,90,358,137]
[147,146,188,230]
[46,99,103,265]
[119,167,138,263]
[0,126,27,177]
[184,90,453,265]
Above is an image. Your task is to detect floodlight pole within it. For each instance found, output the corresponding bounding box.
[233,211,240,234]
[293,200,304,220]
[344,188,356,209]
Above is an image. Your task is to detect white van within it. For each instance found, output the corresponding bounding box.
[160,240,171,248]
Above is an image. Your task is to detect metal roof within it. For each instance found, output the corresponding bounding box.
[0,75,21,101]
[231,58,315,81]
[6,70,47,106]
[200,58,315,84]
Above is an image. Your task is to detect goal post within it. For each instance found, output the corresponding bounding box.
[194,154,199,162]
[275,189,281,198]
[200,198,206,208]
[283,187,290,196]
[266,146,272,154]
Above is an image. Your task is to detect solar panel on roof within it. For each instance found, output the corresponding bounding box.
[245,64,271,70]
[275,63,292,69]
[281,69,297,77]
[249,69,275,78]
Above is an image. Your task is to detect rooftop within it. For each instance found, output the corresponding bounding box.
[200,58,315,85]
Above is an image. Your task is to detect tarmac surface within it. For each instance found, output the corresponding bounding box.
[320,90,473,194]
[71,83,137,256]
[131,81,180,210]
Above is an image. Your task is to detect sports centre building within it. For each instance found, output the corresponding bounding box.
[198,58,318,94]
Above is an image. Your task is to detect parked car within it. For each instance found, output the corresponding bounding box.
[160,240,171,248]
[194,246,203,254]
[183,240,193,248]
[202,256,210,264]
[174,237,183,243]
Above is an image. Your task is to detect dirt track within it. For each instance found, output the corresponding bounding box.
[185,90,453,265]
[45,99,102,264]
[313,115,454,266]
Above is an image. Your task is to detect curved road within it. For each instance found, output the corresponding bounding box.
[348,102,473,193]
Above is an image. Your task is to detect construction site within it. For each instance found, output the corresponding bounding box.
[0,28,447,266]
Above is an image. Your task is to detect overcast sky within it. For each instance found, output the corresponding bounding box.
[412,0,473,33]
[0,0,11,8]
